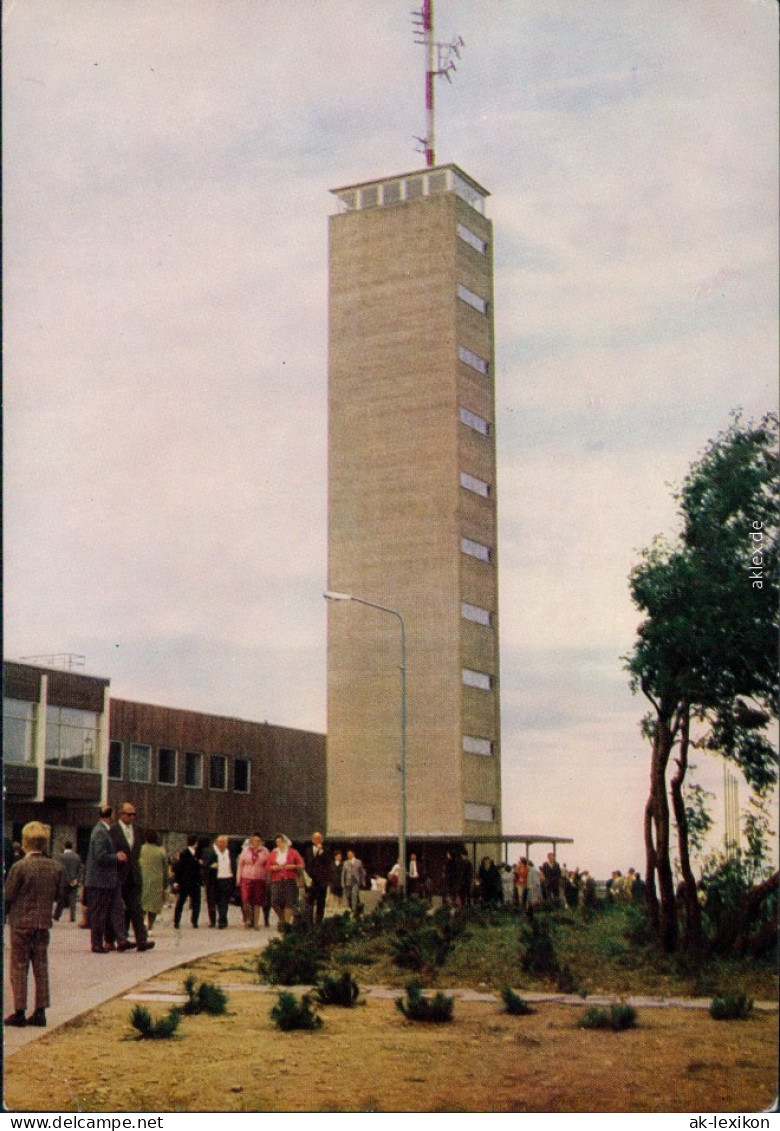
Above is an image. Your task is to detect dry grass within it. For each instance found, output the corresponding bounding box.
[4,951,777,1114]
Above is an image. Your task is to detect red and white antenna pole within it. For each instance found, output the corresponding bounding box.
[423,0,435,167]
[412,0,464,168]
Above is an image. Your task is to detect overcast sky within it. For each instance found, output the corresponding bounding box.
[4,0,777,877]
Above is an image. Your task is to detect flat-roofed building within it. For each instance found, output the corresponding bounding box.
[326,165,502,846]
[3,660,325,860]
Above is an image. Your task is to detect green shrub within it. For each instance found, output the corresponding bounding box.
[501,987,535,1016]
[364,896,431,937]
[709,993,754,1020]
[579,1002,638,1031]
[130,1004,182,1040]
[520,916,559,978]
[258,932,327,985]
[311,912,363,950]
[182,975,229,1016]
[270,991,323,1031]
[396,979,454,1023]
[315,971,361,1007]
[334,951,376,966]
[555,963,581,994]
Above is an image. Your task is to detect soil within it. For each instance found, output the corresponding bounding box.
[4,951,777,1114]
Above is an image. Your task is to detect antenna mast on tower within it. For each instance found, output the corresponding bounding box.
[412,0,464,167]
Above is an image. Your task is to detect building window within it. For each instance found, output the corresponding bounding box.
[462,668,492,690]
[452,171,486,214]
[209,754,227,791]
[158,747,177,786]
[464,802,495,823]
[461,536,491,562]
[45,706,99,770]
[461,602,492,626]
[3,697,36,764]
[361,184,379,208]
[459,406,490,436]
[457,284,487,314]
[405,175,423,199]
[234,757,250,794]
[463,735,493,757]
[457,222,486,253]
[129,743,152,783]
[458,346,488,375]
[428,171,447,193]
[383,180,401,204]
[184,751,203,789]
[460,471,490,498]
[108,740,123,780]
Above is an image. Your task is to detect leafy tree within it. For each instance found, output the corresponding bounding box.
[626,413,778,952]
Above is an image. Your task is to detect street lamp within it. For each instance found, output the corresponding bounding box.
[324,589,407,897]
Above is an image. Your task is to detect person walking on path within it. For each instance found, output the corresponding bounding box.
[84,806,131,954]
[139,830,169,932]
[4,821,67,1027]
[203,835,235,929]
[266,834,304,928]
[236,834,270,929]
[303,831,332,925]
[110,802,154,951]
[172,835,203,929]
[341,849,365,914]
[56,841,82,923]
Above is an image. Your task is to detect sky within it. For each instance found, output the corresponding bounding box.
[4,0,778,879]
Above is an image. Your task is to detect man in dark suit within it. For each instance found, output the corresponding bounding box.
[110,802,154,951]
[172,835,203,928]
[303,831,332,925]
[84,805,130,954]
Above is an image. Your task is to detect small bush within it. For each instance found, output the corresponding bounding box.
[390,926,442,971]
[130,1004,182,1040]
[334,951,376,966]
[709,994,754,1020]
[182,975,229,1016]
[259,932,327,985]
[520,916,559,978]
[270,991,323,1031]
[315,971,361,1008]
[396,979,454,1023]
[501,987,535,1016]
[556,963,580,993]
[579,1002,638,1031]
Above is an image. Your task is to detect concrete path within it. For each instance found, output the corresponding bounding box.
[3,902,273,1057]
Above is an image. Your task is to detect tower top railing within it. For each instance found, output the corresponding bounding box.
[330,163,488,216]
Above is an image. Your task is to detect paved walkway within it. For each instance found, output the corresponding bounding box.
[5,909,777,1061]
[3,903,273,1057]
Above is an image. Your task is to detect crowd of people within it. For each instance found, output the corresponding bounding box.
[5,804,648,1030]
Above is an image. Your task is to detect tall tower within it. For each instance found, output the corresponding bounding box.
[326,164,501,844]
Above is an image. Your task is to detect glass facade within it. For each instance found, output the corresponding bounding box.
[3,697,37,764]
[45,705,99,770]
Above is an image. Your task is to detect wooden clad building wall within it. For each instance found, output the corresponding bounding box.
[108,698,326,842]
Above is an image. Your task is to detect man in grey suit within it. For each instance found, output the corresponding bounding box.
[84,806,130,953]
[110,802,154,951]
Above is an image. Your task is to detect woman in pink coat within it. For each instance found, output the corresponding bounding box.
[236,834,270,929]
[266,834,304,929]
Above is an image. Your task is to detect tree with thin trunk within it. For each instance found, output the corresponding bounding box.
[626,413,778,953]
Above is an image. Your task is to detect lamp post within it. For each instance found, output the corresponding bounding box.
[324,589,407,897]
